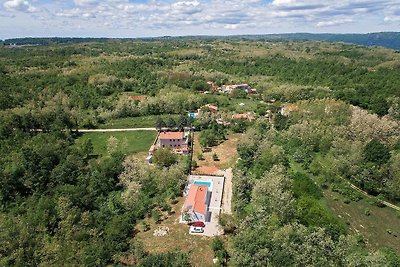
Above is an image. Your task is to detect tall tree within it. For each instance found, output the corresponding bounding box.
[155,118,166,131]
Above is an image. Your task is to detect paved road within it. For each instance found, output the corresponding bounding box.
[77,128,157,132]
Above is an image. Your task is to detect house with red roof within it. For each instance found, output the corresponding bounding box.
[198,104,218,114]
[183,185,210,222]
[127,95,146,102]
[232,113,256,122]
[159,131,190,155]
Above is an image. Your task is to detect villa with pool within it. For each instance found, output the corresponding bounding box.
[181,175,224,225]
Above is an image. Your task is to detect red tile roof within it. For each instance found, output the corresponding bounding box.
[232,113,256,121]
[159,131,184,140]
[128,95,146,101]
[184,185,207,214]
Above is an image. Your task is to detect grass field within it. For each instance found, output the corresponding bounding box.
[215,95,261,113]
[77,131,157,156]
[325,190,400,253]
[289,160,400,253]
[135,197,215,267]
[101,115,180,129]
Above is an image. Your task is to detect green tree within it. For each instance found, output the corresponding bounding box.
[153,148,178,168]
[177,114,187,130]
[155,118,166,131]
[166,117,176,129]
[191,80,209,91]
[364,139,390,165]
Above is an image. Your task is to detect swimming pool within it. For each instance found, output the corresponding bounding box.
[194,181,212,188]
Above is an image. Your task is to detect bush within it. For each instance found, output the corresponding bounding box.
[219,214,236,234]
[160,202,172,213]
[212,237,227,266]
[142,221,150,232]
[151,210,161,223]
[213,153,219,161]
[291,172,323,199]
[364,208,371,216]
[197,153,205,160]
[191,160,198,170]
[331,183,363,202]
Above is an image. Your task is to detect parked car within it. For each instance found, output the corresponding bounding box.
[188,221,205,227]
[190,226,204,233]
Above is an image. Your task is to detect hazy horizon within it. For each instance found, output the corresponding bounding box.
[1,0,400,39]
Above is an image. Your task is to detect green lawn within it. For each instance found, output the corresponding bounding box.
[215,95,261,113]
[77,131,157,156]
[101,115,180,129]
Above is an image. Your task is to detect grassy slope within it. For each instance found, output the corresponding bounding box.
[77,131,157,156]
[289,159,400,253]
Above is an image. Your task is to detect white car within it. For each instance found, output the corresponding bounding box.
[190,226,204,233]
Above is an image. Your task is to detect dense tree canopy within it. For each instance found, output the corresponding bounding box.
[1,39,400,266]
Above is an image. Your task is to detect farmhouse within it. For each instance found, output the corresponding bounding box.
[159,131,191,155]
[183,185,210,222]
[280,104,299,116]
[199,104,219,113]
[232,113,256,122]
[222,84,252,94]
[127,95,146,102]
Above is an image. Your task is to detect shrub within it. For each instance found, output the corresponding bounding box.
[291,172,323,199]
[152,210,161,223]
[197,153,205,160]
[213,153,219,161]
[141,221,150,232]
[191,160,198,170]
[364,208,371,216]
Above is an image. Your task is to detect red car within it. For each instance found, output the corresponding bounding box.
[188,221,205,227]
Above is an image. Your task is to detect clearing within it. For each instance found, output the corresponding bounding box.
[324,190,400,254]
[135,197,215,267]
[76,130,157,156]
[193,132,241,170]
[290,159,400,254]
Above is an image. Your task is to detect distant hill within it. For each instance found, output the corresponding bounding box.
[237,32,400,50]
[2,32,400,50]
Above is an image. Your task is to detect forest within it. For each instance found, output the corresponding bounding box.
[1,38,400,266]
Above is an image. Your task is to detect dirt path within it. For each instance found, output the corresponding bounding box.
[349,184,400,211]
[221,168,233,214]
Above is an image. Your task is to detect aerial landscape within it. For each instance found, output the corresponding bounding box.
[1,1,400,267]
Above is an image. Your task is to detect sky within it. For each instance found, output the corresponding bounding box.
[0,0,400,39]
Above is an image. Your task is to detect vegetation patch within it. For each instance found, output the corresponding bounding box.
[76,131,157,155]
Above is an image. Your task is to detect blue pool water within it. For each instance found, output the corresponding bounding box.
[194,181,212,187]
